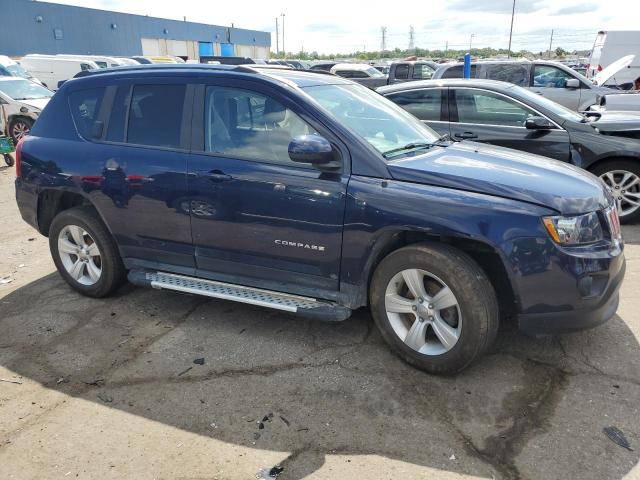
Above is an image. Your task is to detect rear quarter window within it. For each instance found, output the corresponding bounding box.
[68,87,105,139]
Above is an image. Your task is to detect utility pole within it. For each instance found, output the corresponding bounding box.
[381,26,387,52]
[408,25,415,51]
[275,17,279,55]
[469,34,475,52]
[548,29,554,59]
[282,13,286,56]
[507,0,516,58]
[445,40,448,56]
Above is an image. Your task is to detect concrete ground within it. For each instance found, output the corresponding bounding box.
[1,159,639,480]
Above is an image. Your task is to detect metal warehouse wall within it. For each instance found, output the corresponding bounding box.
[1,0,271,57]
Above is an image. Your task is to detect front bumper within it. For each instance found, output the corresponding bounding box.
[517,254,626,335]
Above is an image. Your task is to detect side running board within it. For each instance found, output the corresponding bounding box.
[128,270,352,321]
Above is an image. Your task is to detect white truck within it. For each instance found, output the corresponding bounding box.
[19,55,99,91]
[588,31,640,88]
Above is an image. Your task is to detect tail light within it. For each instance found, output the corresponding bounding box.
[15,137,24,178]
[598,64,603,72]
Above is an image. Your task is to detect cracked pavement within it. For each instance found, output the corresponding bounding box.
[1,163,639,479]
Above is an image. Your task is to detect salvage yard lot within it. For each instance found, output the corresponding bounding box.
[1,163,639,479]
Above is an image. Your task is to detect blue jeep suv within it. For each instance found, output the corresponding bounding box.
[14,65,625,373]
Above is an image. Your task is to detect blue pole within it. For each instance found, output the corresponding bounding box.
[463,53,471,79]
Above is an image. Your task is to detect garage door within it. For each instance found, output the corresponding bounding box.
[141,38,162,56]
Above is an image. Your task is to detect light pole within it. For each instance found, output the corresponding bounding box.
[469,34,475,52]
[507,0,516,58]
[275,17,279,55]
[281,13,285,58]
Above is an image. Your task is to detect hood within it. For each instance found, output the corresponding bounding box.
[387,142,610,214]
[589,110,640,132]
[593,54,635,85]
[18,98,50,111]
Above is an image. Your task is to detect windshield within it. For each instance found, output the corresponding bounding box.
[0,79,53,100]
[511,85,585,122]
[366,67,386,78]
[6,63,31,79]
[303,83,439,157]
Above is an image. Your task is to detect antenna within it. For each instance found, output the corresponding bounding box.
[409,25,415,51]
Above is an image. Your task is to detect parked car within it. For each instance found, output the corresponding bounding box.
[309,61,337,72]
[55,54,126,68]
[373,64,390,75]
[0,55,44,86]
[20,55,99,90]
[0,77,52,143]
[432,59,618,111]
[330,63,388,88]
[379,78,640,222]
[14,65,624,374]
[589,92,640,112]
[588,31,640,86]
[387,61,438,84]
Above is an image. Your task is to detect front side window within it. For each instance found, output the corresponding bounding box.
[69,87,105,139]
[303,83,439,157]
[205,86,317,165]
[533,65,574,88]
[127,84,185,148]
[441,65,477,79]
[454,89,536,127]
[485,64,529,86]
[412,64,435,80]
[394,64,409,79]
[351,70,369,79]
[387,89,443,121]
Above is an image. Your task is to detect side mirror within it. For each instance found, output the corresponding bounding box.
[524,116,555,130]
[288,135,336,166]
[566,78,580,89]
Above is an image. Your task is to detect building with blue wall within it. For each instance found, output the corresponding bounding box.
[1,0,271,59]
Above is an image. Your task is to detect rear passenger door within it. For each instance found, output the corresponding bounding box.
[449,88,570,160]
[79,80,195,269]
[384,88,449,136]
[187,79,349,294]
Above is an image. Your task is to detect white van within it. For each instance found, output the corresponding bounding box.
[0,55,44,86]
[55,54,126,68]
[588,31,640,87]
[19,55,99,90]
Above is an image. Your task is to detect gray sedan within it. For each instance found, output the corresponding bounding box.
[379,79,640,222]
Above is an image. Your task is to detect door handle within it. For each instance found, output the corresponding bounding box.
[454,132,478,140]
[203,170,232,182]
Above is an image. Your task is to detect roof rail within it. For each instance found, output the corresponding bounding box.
[72,63,245,79]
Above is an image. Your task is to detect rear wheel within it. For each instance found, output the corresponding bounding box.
[591,160,640,224]
[3,154,13,167]
[370,243,499,374]
[49,207,126,297]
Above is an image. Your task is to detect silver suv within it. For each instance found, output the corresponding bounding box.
[432,60,616,111]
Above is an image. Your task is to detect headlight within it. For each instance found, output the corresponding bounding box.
[543,212,603,245]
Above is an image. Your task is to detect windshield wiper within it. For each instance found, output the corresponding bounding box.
[382,142,433,158]
[433,133,455,145]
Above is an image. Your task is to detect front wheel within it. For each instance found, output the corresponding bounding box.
[49,207,126,297]
[370,243,499,374]
[591,160,640,224]
[9,117,33,144]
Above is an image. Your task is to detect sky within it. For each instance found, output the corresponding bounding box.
[48,0,639,54]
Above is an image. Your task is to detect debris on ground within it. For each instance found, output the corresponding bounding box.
[82,378,105,386]
[449,454,456,460]
[256,465,284,479]
[0,378,22,385]
[56,377,68,385]
[0,277,13,284]
[177,366,193,377]
[279,415,290,427]
[97,393,114,403]
[604,426,634,451]
[193,358,205,365]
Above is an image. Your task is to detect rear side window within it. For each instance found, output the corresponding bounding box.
[69,87,105,139]
[394,64,409,79]
[440,65,477,79]
[485,64,529,86]
[387,89,443,121]
[412,64,435,80]
[127,84,185,148]
[105,85,129,142]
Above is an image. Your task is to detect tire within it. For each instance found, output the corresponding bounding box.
[369,243,499,375]
[591,160,640,224]
[49,207,126,298]
[3,154,14,167]
[9,117,33,144]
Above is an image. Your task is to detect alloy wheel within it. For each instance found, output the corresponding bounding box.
[11,120,31,141]
[57,225,102,286]
[600,170,640,218]
[384,268,462,356]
